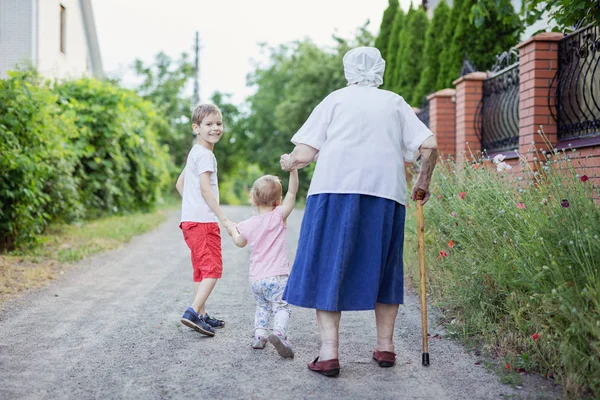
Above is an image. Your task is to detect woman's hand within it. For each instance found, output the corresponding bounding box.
[410,185,431,205]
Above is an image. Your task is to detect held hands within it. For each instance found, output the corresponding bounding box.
[280,154,293,171]
[221,218,235,236]
[226,223,237,237]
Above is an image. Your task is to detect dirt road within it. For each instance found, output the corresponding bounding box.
[0,207,560,399]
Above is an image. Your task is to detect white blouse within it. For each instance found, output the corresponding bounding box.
[291,85,433,205]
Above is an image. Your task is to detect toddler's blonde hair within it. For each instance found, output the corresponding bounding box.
[251,175,282,207]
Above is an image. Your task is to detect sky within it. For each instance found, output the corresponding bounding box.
[91,0,415,105]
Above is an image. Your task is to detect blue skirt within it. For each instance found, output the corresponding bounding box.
[283,194,406,311]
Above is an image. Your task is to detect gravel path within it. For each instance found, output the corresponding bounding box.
[0,206,561,399]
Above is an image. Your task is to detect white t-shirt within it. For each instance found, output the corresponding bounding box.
[291,85,434,205]
[180,145,219,223]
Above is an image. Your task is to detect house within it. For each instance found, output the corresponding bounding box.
[0,0,103,79]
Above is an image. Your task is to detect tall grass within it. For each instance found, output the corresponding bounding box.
[404,136,600,397]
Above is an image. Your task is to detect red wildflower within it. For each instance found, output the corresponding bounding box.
[437,195,443,199]
[505,363,511,370]
[459,191,466,200]
[448,240,455,248]
[580,175,589,182]
[532,332,539,341]
[439,250,448,257]
[516,202,525,209]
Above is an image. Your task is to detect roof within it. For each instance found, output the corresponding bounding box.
[79,0,103,78]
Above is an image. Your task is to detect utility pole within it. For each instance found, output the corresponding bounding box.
[193,31,200,106]
[192,31,200,140]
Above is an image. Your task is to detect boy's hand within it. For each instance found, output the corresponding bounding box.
[225,223,236,237]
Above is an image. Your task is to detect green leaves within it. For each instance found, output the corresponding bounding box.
[0,71,173,251]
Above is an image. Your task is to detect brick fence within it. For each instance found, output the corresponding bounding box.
[425,31,600,181]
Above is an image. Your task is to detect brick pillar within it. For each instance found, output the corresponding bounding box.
[453,72,487,162]
[427,89,456,158]
[516,32,563,161]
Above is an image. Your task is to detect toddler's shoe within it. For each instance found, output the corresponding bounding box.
[251,336,268,349]
[268,331,294,358]
[181,307,215,337]
[203,313,225,329]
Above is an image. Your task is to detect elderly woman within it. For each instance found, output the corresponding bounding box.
[280,47,438,377]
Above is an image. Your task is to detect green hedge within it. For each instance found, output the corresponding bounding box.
[0,71,173,250]
[404,146,600,397]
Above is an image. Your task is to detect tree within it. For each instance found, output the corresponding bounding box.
[132,52,195,167]
[474,0,599,31]
[393,6,429,104]
[382,7,405,90]
[374,0,400,62]
[246,25,374,197]
[437,0,520,88]
[413,0,451,104]
[436,0,464,89]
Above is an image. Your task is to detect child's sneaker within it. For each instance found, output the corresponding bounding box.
[203,313,225,329]
[268,332,294,358]
[181,307,215,337]
[251,336,268,349]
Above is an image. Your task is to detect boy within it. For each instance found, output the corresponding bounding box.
[176,103,233,337]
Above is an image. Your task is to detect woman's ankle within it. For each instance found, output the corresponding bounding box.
[375,339,395,353]
[319,340,339,360]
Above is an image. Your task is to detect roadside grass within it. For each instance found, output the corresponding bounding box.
[404,133,599,398]
[0,196,179,305]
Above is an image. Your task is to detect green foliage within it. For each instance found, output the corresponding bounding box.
[210,91,250,183]
[0,71,82,251]
[413,0,451,104]
[54,78,172,218]
[474,0,599,31]
[437,0,521,89]
[132,52,195,167]
[374,0,400,62]
[436,0,464,90]
[393,6,429,104]
[382,7,405,90]
[404,145,600,397]
[0,69,173,250]
[246,26,373,198]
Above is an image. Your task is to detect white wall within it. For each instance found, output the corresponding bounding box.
[37,0,92,79]
[0,0,34,78]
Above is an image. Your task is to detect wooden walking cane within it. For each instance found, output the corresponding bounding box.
[415,189,430,366]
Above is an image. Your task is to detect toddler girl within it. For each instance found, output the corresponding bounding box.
[228,168,298,358]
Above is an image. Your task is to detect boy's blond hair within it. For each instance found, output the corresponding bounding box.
[192,103,221,126]
[251,175,283,207]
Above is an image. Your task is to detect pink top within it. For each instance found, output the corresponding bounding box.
[236,206,291,282]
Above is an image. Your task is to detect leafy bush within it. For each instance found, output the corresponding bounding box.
[0,71,174,250]
[0,71,82,250]
[404,141,600,397]
[54,78,172,217]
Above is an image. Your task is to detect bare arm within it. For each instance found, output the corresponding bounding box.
[176,170,185,197]
[227,225,248,248]
[200,172,233,230]
[410,135,438,205]
[280,144,319,171]
[281,168,299,221]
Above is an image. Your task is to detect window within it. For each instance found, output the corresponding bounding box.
[60,5,66,54]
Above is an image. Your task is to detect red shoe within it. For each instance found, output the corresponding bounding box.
[307,357,340,377]
[373,350,396,367]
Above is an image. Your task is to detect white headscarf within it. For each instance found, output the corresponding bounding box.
[343,47,386,87]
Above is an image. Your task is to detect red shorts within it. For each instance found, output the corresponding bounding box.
[180,222,222,282]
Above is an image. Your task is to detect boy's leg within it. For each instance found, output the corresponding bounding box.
[191,278,218,314]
